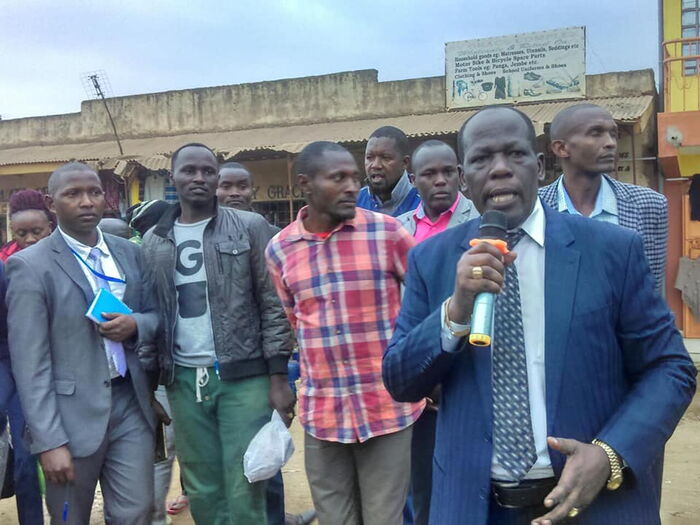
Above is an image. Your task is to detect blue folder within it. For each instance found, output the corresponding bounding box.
[85,288,132,323]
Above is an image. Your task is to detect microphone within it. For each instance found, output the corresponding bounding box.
[467,210,509,347]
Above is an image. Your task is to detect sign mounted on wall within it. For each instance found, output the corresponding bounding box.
[446,26,586,110]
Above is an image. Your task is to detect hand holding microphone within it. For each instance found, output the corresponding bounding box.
[447,211,517,340]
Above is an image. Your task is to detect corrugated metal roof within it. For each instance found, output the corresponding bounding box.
[0,95,653,169]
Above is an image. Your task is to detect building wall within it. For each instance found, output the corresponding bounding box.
[660,1,700,331]
[0,70,657,149]
[663,0,700,111]
[0,71,445,148]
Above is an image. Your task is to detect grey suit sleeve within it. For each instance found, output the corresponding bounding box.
[7,255,69,454]
[247,214,293,374]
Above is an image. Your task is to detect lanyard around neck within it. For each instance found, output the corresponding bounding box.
[70,247,127,284]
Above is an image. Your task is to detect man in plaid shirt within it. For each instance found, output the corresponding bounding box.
[266,141,424,525]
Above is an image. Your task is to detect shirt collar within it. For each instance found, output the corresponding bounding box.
[285,205,361,242]
[58,225,108,257]
[414,193,462,222]
[371,171,412,208]
[557,175,618,218]
[516,198,545,248]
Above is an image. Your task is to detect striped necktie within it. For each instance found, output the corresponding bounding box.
[88,247,127,377]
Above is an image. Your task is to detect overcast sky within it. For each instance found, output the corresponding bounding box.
[0,0,660,120]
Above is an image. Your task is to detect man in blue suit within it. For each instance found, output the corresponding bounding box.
[383,106,696,525]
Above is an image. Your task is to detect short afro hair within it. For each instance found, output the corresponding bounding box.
[9,189,55,227]
[368,126,410,157]
[47,162,98,196]
[411,140,457,170]
[294,141,350,178]
[171,143,217,171]
[218,161,251,177]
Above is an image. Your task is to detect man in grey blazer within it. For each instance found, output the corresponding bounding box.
[397,140,479,239]
[396,139,479,525]
[6,162,159,524]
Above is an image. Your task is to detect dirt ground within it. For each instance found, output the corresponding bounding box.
[1,393,699,524]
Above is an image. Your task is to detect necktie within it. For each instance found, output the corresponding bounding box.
[87,247,127,377]
[492,229,537,481]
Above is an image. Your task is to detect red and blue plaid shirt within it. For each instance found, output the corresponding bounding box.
[266,207,424,443]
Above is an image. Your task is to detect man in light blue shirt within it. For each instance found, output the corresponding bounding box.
[539,103,668,291]
[557,173,618,224]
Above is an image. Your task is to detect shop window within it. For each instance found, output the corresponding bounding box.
[139,170,178,203]
[254,200,305,228]
[682,0,700,75]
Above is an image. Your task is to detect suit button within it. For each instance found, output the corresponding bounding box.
[104,381,111,388]
[479,488,488,500]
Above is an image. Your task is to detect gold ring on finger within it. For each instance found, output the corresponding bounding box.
[472,266,484,279]
[567,507,580,518]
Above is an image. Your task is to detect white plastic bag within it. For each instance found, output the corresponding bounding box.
[243,410,294,483]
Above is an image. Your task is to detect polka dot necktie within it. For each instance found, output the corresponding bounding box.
[492,229,537,481]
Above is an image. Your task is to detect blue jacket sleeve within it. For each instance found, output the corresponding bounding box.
[383,246,460,402]
[597,234,696,475]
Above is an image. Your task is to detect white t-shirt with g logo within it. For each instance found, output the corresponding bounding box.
[173,218,217,367]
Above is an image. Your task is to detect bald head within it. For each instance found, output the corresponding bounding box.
[458,106,537,164]
[550,104,613,141]
[48,162,99,195]
[549,103,618,178]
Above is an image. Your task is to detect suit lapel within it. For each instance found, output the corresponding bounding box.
[458,217,481,251]
[447,197,472,228]
[543,207,580,432]
[50,230,95,306]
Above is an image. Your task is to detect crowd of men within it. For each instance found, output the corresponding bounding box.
[0,103,696,525]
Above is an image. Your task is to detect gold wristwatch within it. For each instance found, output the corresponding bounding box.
[592,439,624,490]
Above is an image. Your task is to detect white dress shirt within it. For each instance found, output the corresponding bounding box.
[441,199,553,480]
[59,226,126,378]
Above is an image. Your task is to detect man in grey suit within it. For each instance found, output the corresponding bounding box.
[396,139,479,525]
[6,162,160,524]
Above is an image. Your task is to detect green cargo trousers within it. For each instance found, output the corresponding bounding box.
[167,365,271,525]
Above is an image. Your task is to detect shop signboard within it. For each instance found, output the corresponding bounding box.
[446,27,586,109]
